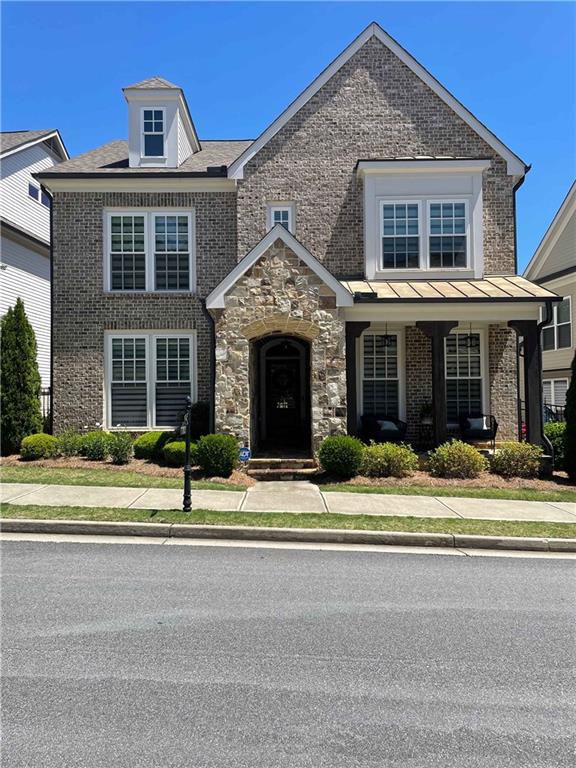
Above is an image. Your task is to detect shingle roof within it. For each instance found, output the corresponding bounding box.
[123,76,181,90]
[341,276,560,302]
[35,139,254,177]
[1,129,58,155]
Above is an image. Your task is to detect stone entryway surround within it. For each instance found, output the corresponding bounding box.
[210,237,348,450]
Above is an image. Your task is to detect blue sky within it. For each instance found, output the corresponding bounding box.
[2,1,574,270]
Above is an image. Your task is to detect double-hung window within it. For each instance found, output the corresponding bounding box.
[543,379,568,408]
[445,331,483,422]
[106,211,194,293]
[107,332,196,429]
[381,203,420,269]
[542,297,572,351]
[361,333,400,418]
[142,109,165,157]
[429,202,467,268]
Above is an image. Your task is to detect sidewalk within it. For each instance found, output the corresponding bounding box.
[1,480,575,523]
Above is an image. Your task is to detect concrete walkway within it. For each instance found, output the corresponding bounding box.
[1,480,575,523]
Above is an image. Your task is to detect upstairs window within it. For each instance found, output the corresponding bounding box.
[542,297,572,351]
[142,108,165,157]
[381,203,420,269]
[28,183,40,201]
[267,204,294,234]
[106,211,194,293]
[429,202,467,268]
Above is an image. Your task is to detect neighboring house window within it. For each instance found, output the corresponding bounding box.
[267,204,294,234]
[381,202,420,269]
[543,379,568,408]
[28,183,39,201]
[41,190,51,208]
[429,202,467,268]
[154,215,191,290]
[142,108,165,157]
[107,333,195,428]
[445,331,483,422]
[542,297,572,351]
[361,333,399,418]
[106,211,194,292]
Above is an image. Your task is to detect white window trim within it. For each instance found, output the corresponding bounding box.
[266,203,295,234]
[378,197,471,274]
[357,327,406,421]
[445,327,489,423]
[543,378,569,407]
[541,296,572,351]
[104,330,198,430]
[103,209,196,294]
[140,107,166,159]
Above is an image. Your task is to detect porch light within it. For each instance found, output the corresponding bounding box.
[463,322,476,348]
[382,323,394,347]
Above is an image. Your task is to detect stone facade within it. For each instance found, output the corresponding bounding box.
[236,36,516,278]
[212,238,346,450]
[51,191,236,432]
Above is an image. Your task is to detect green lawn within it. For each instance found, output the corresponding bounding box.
[320,483,576,504]
[0,465,243,491]
[2,503,576,539]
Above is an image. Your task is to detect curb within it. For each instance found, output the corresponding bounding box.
[1,518,576,553]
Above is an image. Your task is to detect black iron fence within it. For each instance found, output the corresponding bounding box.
[520,400,565,429]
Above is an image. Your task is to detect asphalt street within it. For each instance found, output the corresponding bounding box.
[2,540,575,768]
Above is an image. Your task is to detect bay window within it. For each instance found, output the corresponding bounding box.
[106,211,194,292]
[361,332,400,418]
[445,331,483,422]
[106,332,196,429]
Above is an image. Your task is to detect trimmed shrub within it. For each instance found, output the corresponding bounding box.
[361,441,419,478]
[163,440,199,467]
[1,298,42,454]
[81,431,113,461]
[491,441,543,479]
[428,439,488,479]
[197,434,238,477]
[544,421,566,471]
[109,433,134,465]
[57,430,83,458]
[20,433,59,461]
[318,435,364,479]
[565,352,576,481]
[133,431,173,461]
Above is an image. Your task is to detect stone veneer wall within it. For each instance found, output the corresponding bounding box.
[488,325,519,441]
[51,191,237,432]
[237,36,516,277]
[211,238,347,450]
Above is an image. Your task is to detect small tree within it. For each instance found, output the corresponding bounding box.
[564,351,576,480]
[1,298,42,454]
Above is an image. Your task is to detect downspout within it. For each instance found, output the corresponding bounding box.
[200,298,216,434]
[538,300,554,458]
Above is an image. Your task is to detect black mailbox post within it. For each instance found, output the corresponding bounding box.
[181,396,193,513]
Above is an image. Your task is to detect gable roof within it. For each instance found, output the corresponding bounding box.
[123,76,181,90]
[206,224,354,309]
[229,22,527,179]
[0,129,69,161]
[524,181,576,281]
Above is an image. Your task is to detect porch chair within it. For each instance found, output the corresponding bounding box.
[360,414,408,443]
[459,413,498,452]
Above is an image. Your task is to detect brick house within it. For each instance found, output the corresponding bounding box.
[37,23,560,455]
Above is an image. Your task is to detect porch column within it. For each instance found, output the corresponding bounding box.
[416,321,458,446]
[346,321,370,435]
[508,320,543,446]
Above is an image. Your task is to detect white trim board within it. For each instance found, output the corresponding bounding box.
[228,22,526,179]
[205,224,353,309]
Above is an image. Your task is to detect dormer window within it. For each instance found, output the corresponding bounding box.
[142,108,165,157]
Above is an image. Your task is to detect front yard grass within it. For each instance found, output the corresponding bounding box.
[0,465,243,491]
[320,483,576,504]
[2,503,576,539]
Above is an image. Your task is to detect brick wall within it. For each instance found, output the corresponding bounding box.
[405,327,432,441]
[51,191,236,432]
[237,36,516,277]
[489,325,519,440]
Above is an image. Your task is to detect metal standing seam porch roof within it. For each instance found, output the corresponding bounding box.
[341,275,561,303]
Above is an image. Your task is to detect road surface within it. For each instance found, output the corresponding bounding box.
[2,539,575,767]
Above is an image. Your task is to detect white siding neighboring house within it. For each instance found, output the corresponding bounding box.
[0,130,69,388]
[524,181,576,411]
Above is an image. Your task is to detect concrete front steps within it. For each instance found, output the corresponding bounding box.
[246,457,319,481]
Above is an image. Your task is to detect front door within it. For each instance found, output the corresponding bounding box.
[256,336,310,453]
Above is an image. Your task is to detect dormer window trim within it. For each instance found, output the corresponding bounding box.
[141,107,166,159]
